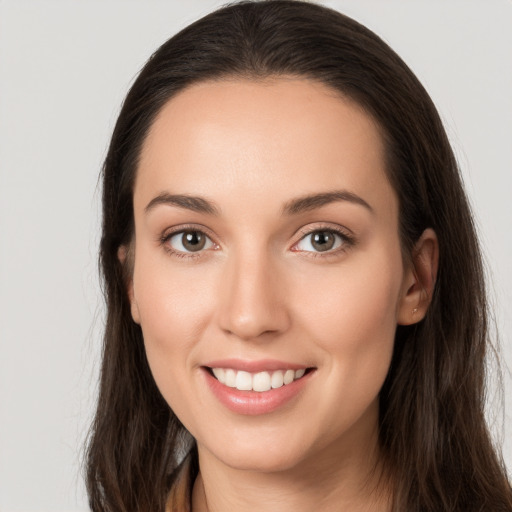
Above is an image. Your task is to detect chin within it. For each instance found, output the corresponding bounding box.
[225,449,306,473]
[199,429,313,473]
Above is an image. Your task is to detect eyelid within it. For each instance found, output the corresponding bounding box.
[295,222,354,239]
[291,223,356,255]
[159,224,219,257]
[158,222,355,258]
[161,223,217,240]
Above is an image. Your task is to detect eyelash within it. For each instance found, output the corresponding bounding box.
[293,226,355,258]
[159,224,355,259]
[159,224,218,259]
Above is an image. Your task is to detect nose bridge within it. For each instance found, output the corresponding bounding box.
[217,242,288,340]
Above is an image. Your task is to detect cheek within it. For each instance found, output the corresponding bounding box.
[297,250,402,340]
[131,251,217,406]
[295,250,403,400]
[133,251,214,342]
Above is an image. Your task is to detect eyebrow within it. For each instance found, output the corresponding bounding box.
[282,190,374,215]
[145,193,220,215]
[144,189,373,216]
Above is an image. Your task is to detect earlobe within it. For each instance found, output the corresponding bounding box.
[117,245,141,325]
[397,228,439,326]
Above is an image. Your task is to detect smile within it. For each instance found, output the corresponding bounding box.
[202,359,315,415]
[210,367,307,392]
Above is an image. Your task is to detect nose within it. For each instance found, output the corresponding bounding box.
[216,248,290,341]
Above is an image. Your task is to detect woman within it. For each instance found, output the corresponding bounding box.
[85,1,512,510]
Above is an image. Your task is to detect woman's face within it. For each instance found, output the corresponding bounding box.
[127,78,417,474]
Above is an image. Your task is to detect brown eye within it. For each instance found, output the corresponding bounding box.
[295,229,347,253]
[167,230,214,254]
[182,231,206,251]
[311,231,336,251]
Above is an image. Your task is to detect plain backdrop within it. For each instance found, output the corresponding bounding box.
[0,1,511,510]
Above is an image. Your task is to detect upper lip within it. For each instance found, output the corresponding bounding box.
[203,358,311,373]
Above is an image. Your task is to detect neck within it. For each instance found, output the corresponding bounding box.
[191,426,392,512]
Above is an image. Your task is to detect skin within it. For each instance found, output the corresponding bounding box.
[124,78,438,512]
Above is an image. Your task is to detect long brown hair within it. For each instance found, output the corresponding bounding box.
[86,1,512,510]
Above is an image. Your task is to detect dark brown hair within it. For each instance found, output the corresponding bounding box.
[86,1,512,510]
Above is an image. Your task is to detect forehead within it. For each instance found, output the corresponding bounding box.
[135,77,396,219]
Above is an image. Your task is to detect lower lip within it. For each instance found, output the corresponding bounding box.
[203,368,313,415]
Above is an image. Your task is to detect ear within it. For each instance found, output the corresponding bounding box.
[117,245,141,324]
[397,228,439,325]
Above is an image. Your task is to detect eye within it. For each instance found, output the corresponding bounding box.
[294,229,347,253]
[165,230,215,253]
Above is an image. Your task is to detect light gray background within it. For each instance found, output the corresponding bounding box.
[0,1,511,510]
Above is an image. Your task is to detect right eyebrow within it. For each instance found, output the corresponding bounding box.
[144,193,220,215]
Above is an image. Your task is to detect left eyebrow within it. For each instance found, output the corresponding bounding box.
[282,190,374,215]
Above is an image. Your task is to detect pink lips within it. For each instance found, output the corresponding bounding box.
[202,358,314,415]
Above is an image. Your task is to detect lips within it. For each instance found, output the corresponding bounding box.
[202,359,315,415]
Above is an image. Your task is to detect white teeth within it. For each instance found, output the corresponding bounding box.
[253,371,272,392]
[271,370,284,389]
[211,368,225,381]
[211,367,308,392]
[283,369,295,385]
[235,370,252,391]
[225,368,236,387]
